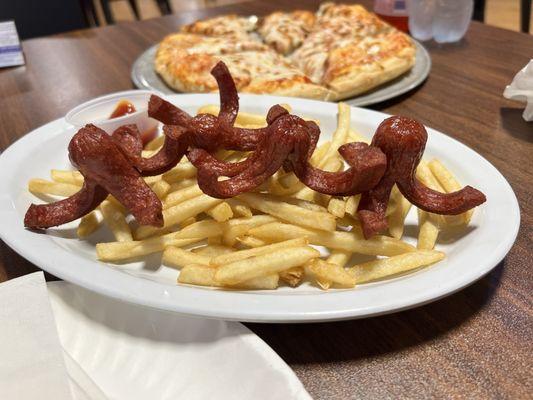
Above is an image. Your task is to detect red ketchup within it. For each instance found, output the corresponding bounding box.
[109,100,157,145]
[109,100,136,119]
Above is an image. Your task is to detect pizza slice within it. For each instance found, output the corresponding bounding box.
[180,14,258,40]
[324,30,416,99]
[155,33,331,99]
[257,10,315,55]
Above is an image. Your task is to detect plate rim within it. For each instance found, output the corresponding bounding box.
[0,94,520,323]
[130,39,431,107]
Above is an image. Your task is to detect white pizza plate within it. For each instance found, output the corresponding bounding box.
[0,94,520,323]
[131,40,431,107]
[48,281,311,400]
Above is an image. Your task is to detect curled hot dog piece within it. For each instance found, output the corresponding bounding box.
[24,125,163,230]
[24,180,108,229]
[357,116,486,238]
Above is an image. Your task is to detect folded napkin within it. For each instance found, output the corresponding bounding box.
[0,272,74,400]
[503,60,533,121]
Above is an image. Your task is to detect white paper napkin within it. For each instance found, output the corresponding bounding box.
[503,59,533,121]
[0,272,74,400]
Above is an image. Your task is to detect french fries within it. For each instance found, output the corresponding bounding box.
[348,251,445,283]
[100,200,132,242]
[428,159,474,224]
[238,193,336,231]
[136,194,222,239]
[29,179,81,197]
[51,169,84,185]
[249,222,415,256]
[28,103,474,292]
[306,259,356,288]
[206,202,233,222]
[214,245,320,285]
[211,238,308,266]
[178,264,280,290]
[221,215,277,246]
[97,220,221,261]
[77,211,101,238]
[163,246,211,269]
[388,186,412,239]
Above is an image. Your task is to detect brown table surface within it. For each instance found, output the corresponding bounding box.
[1,1,532,398]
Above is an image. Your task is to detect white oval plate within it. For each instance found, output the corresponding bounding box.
[0,94,520,322]
[48,281,310,400]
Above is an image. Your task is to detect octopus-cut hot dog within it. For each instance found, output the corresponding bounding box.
[357,116,486,238]
[24,125,163,230]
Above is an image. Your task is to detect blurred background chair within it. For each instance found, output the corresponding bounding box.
[522,0,532,32]
[0,0,96,39]
[98,0,172,24]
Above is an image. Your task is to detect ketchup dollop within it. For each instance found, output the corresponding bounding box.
[109,100,136,119]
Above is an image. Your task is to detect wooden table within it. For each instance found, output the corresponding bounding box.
[1,1,531,398]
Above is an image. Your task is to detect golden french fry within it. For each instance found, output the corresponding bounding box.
[226,199,253,218]
[162,162,197,183]
[163,247,211,269]
[100,200,132,242]
[29,179,81,197]
[50,169,84,186]
[278,196,328,213]
[428,159,474,224]
[279,266,304,287]
[238,193,336,231]
[144,135,165,151]
[215,246,320,285]
[168,178,197,192]
[178,264,279,290]
[388,186,412,239]
[306,259,356,288]
[192,245,235,257]
[417,210,439,250]
[180,217,196,228]
[327,197,346,218]
[151,180,171,200]
[344,195,360,217]
[163,184,203,209]
[77,211,101,238]
[207,236,222,245]
[206,202,233,222]
[136,194,223,239]
[249,222,416,256]
[221,215,277,246]
[348,250,445,283]
[97,220,222,261]
[327,250,352,268]
[416,162,463,227]
[318,102,350,168]
[235,235,269,248]
[211,237,308,266]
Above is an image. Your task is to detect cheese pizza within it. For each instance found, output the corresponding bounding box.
[154,3,416,101]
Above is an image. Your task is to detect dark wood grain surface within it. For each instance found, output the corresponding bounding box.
[1,1,531,398]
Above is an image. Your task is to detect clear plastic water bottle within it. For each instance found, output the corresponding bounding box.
[432,0,473,43]
[407,0,473,43]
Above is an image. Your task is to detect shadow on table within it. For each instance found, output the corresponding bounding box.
[499,108,532,143]
[248,261,504,364]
